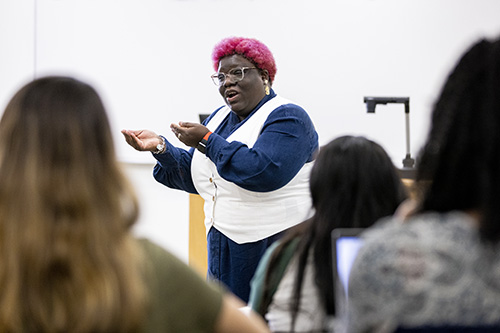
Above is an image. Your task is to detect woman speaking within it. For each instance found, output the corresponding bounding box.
[122,36,318,302]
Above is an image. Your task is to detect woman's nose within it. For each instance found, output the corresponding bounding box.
[223,74,237,86]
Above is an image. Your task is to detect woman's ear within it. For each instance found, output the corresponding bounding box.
[261,69,270,84]
[262,70,271,95]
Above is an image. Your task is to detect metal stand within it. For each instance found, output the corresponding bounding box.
[363,96,416,179]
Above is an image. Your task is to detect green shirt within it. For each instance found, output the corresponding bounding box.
[139,239,223,332]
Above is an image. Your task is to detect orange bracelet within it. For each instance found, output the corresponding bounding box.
[197,131,212,154]
[203,131,212,141]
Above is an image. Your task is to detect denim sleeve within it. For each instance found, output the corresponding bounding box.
[152,140,198,194]
[205,104,319,192]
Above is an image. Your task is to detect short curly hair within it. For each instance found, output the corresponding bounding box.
[212,36,277,83]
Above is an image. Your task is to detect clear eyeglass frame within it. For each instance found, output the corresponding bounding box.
[211,67,257,86]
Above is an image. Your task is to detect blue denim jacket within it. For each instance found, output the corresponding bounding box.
[152,90,319,194]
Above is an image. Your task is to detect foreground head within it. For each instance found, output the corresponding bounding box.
[416,37,500,242]
[0,76,136,226]
[211,36,276,120]
[0,76,144,331]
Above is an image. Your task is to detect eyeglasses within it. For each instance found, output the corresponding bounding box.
[211,67,257,86]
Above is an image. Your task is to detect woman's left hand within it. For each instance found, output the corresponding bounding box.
[171,121,210,148]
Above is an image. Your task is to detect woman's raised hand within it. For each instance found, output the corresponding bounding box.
[121,129,162,152]
[171,122,210,148]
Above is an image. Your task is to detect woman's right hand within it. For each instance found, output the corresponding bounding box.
[121,129,162,152]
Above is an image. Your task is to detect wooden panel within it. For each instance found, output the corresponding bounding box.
[401,178,416,199]
[188,194,207,276]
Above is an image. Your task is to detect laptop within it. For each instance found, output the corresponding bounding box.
[331,228,365,315]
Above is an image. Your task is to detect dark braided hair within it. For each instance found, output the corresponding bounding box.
[416,37,500,243]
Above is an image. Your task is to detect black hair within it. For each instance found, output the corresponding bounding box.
[415,37,500,243]
[259,136,407,328]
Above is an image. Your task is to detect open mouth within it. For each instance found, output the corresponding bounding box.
[226,90,239,103]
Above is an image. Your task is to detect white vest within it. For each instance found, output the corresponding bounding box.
[191,96,313,244]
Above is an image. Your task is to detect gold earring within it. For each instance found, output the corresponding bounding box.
[264,80,270,95]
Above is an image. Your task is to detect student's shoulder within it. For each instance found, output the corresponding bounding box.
[136,240,224,332]
[137,238,206,285]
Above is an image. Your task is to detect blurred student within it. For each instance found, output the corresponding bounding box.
[347,36,500,332]
[248,136,407,332]
[0,76,270,333]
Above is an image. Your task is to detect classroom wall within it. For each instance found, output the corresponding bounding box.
[2,0,500,262]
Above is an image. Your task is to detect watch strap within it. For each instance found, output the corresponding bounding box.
[196,131,212,154]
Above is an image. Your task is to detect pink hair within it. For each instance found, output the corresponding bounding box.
[212,36,277,83]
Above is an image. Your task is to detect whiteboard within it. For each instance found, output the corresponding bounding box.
[5,0,500,166]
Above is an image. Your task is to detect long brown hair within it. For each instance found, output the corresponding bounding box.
[0,76,147,332]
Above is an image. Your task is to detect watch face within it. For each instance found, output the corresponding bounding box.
[155,143,165,154]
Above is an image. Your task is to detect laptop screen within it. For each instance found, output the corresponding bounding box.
[331,228,364,312]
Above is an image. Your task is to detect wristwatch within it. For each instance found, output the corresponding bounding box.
[196,131,212,154]
[196,138,208,154]
[153,136,166,154]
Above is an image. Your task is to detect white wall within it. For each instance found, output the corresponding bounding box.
[124,162,189,261]
[2,0,500,262]
[0,1,35,111]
